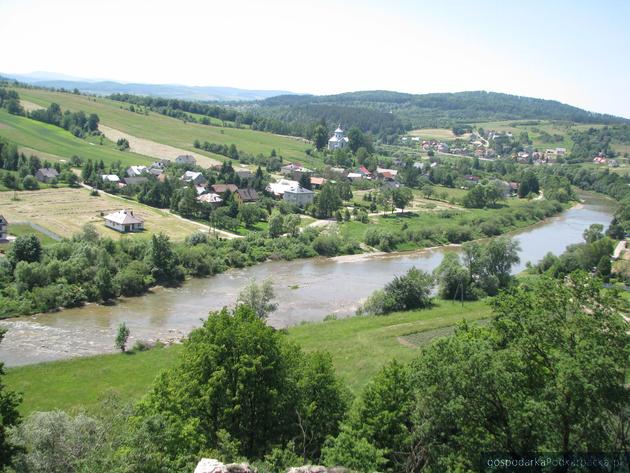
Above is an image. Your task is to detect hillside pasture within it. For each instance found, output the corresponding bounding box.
[0,109,153,167]
[12,87,315,166]
[0,188,203,240]
[408,128,470,141]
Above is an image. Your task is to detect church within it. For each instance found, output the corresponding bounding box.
[327,125,350,150]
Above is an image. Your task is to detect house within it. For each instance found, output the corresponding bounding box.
[347,172,364,181]
[266,179,299,197]
[102,174,121,183]
[281,163,312,180]
[175,155,196,166]
[104,210,144,233]
[197,193,223,206]
[126,165,148,177]
[181,171,207,186]
[123,176,149,186]
[283,186,314,207]
[328,125,350,150]
[210,183,238,195]
[35,167,59,183]
[310,176,327,189]
[376,167,398,179]
[195,185,207,196]
[150,159,171,170]
[593,156,608,165]
[148,168,164,177]
[381,180,401,190]
[235,188,259,203]
[609,159,620,168]
[437,143,450,153]
[236,169,254,180]
[0,215,8,241]
[358,165,372,178]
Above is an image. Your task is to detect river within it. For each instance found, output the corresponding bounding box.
[0,193,614,367]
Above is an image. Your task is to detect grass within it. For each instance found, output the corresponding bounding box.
[0,223,58,253]
[11,87,316,167]
[407,128,470,141]
[5,300,491,415]
[0,109,153,168]
[0,188,203,240]
[5,346,182,416]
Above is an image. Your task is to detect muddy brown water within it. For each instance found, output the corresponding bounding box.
[0,194,614,366]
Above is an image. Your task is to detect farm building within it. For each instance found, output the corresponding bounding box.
[104,210,145,233]
[35,167,59,183]
[210,184,238,194]
[102,174,121,183]
[0,215,7,241]
[126,165,148,177]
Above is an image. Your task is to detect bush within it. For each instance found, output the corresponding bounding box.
[312,234,341,256]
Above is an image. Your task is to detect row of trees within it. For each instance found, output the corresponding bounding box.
[28,102,99,138]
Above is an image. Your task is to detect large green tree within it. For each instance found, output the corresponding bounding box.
[0,329,21,469]
[410,273,630,471]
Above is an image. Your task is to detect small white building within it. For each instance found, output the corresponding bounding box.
[197,193,223,206]
[328,125,350,150]
[104,210,145,233]
[102,174,121,183]
[0,215,8,241]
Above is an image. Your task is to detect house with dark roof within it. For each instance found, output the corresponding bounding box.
[123,176,149,186]
[35,167,59,183]
[175,155,196,165]
[181,171,207,186]
[236,169,254,180]
[211,183,238,195]
[235,188,259,203]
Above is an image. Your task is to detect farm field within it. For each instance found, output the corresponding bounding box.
[0,109,153,167]
[5,299,491,415]
[0,188,203,240]
[10,87,317,167]
[407,128,471,141]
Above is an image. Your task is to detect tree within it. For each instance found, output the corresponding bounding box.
[0,329,21,469]
[383,267,434,311]
[314,184,342,218]
[312,124,329,151]
[7,234,42,265]
[433,252,470,300]
[583,223,604,244]
[347,127,373,154]
[268,211,284,237]
[284,213,301,237]
[296,352,348,462]
[22,175,39,190]
[391,187,413,213]
[236,279,278,319]
[349,360,414,472]
[321,425,386,473]
[149,233,183,286]
[410,273,630,470]
[95,267,118,302]
[115,322,130,352]
[140,306,307,459]
[238,204,261,228]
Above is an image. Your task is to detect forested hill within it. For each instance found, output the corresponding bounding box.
[254,90,629,132]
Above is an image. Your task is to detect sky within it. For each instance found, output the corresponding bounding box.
[1,0,629,117]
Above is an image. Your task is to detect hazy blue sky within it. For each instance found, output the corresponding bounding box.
[1,0,628,116]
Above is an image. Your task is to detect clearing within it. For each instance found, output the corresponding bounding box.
[0,188,202,240]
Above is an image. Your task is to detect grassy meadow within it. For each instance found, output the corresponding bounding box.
[0,188,203,240]
[9,87,315,167]
[0,109,153,167]
[5,299,491,415]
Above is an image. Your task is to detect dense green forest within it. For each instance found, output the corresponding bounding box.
[255,90,629,131]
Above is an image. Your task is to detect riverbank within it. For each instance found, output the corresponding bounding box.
[0,195,614,367]
[5,299,491,415]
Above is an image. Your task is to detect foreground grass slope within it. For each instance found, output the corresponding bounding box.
[11,87,314,166]
[5,300,490,415]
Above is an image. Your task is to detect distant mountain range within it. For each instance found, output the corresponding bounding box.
[0,72,295,102]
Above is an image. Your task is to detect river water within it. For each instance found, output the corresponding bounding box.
[0,194,614,367]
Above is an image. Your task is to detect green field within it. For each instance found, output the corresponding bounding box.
[9,87,317,167]
[0,109,153,167]
[5,300,491,415]
[0,222,58,253]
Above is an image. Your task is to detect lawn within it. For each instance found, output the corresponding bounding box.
[12,87,317,168]
[5,299,491,415]
[0,109,153,168]
[0,188,203,240]
[0,222,58,254]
